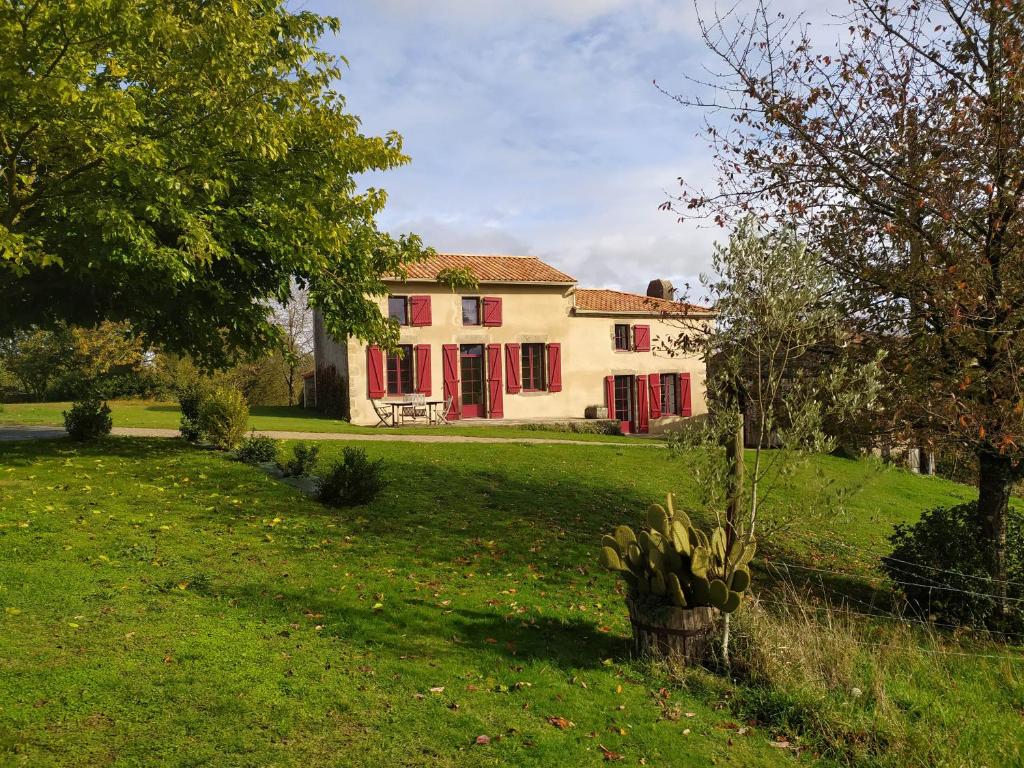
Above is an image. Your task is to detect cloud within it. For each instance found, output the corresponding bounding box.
[316,0,822,295]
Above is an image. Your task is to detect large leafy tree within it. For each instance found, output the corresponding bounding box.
[0,0,420,365]
[668,0,1024,614]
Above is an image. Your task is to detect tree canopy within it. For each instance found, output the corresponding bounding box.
[0,0,422,365]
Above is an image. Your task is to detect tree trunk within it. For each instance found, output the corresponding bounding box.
[724,407,744,544]
[977,448,1013,617]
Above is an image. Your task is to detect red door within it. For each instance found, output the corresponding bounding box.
[459,344,485,418]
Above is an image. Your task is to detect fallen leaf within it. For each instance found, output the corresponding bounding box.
[429,686,445,694]
[770,740,791,749]
[599,744,623,761]
[475,735,490,745]
[547,716,575,730]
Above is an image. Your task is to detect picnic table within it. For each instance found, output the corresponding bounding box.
[375,396,449,427]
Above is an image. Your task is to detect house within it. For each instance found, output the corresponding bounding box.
[312,253,714,433]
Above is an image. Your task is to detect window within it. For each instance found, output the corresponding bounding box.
[388,296,408,325]
[462,297,480,325]
[614,324,631,351]
[386,345,414,395]
[661,374,679,415]
[521,343,546,391]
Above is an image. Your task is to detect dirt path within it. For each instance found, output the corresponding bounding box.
[0,424,655,448]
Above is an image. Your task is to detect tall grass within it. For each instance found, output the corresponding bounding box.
[670,586,1024,767]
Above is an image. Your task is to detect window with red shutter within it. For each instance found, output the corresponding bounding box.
[486,344,503,418]
[409,295,432,327]
[482,296,503,327]
[546,343,562,392]
[505,344,521,394]
[633,325,651,352]
[605,376,616,419]
[442,345,460,419]
[415,345,431,395]
[366,346,386,399]
[648,375,661,419]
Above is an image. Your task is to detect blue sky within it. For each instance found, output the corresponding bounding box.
[312,1,823,297]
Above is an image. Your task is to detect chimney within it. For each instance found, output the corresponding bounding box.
[646,278,675,300]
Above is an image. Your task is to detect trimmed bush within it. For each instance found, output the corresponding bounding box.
[63,399,112,441]
[283,443,319,477]
[178,415,202,442]
[883,501,1024,630]
[519,420,622,436]
[236,434,280,465]
[197,387,249,450]
[316,447,387,507]
[176,379,208,441]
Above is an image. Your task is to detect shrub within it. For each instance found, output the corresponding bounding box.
[197,386,249,450]
[283,442,319,477]
[176,378,208,441]
[520,420,622,436]
[175,379,207,423]
[63,399,112,441]
[236,434,280,465]
[316,447,387,507]
[178,414,202,442]
[883,501,1024,630]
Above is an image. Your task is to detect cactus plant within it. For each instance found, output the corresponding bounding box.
[597,493,756,614]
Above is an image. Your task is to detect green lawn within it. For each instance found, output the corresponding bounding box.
[0,437,1020,767]
[0,400,643,443]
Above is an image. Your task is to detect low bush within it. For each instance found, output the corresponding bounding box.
[63,399,112,441]
[316,447,387,507]
[519,420,622,436]
[197,387,249,450]
[282,442,319,477]
[178,415,202,442]
[883,501,1024,630]
[176,379,208,442]
[235,434,280,465]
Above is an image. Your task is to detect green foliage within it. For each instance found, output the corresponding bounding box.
[283,443,319,478]
[519,420,622,436]
[0,0,426,365]
[598,493,756,613]
[884,502,1024,631]
[175,377,208,442]
[62,399,112,441]
[315,447,388,507]
[235,434,280,465]
[197,387,249,450]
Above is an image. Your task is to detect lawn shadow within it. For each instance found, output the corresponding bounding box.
[216,582,629,671]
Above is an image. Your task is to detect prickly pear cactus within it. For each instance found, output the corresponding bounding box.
[597,493,755,613]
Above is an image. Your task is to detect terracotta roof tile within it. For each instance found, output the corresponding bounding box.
[574,288,711,315]
[391,253,575,284]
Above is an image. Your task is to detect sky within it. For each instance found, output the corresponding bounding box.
[311,0,827,297]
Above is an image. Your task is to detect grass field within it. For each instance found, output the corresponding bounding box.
[0,400,642,443]
[0,437,1021,767]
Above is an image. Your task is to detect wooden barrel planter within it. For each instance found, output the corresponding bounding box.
[626,597,718,665]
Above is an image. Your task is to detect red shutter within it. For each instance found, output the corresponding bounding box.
[605,376,616,419]
[505,343,521,394]
[482,297,503,327]
[409,295,432,326]
[415,344,431,395]
[486,344,503,418]
[546,343,562,392]
[634,325,651,352]
[442,344,460,419]
[636,375,650,433]
[649,374,662,419]
[680,372,692,417]
[367,345,386,399]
